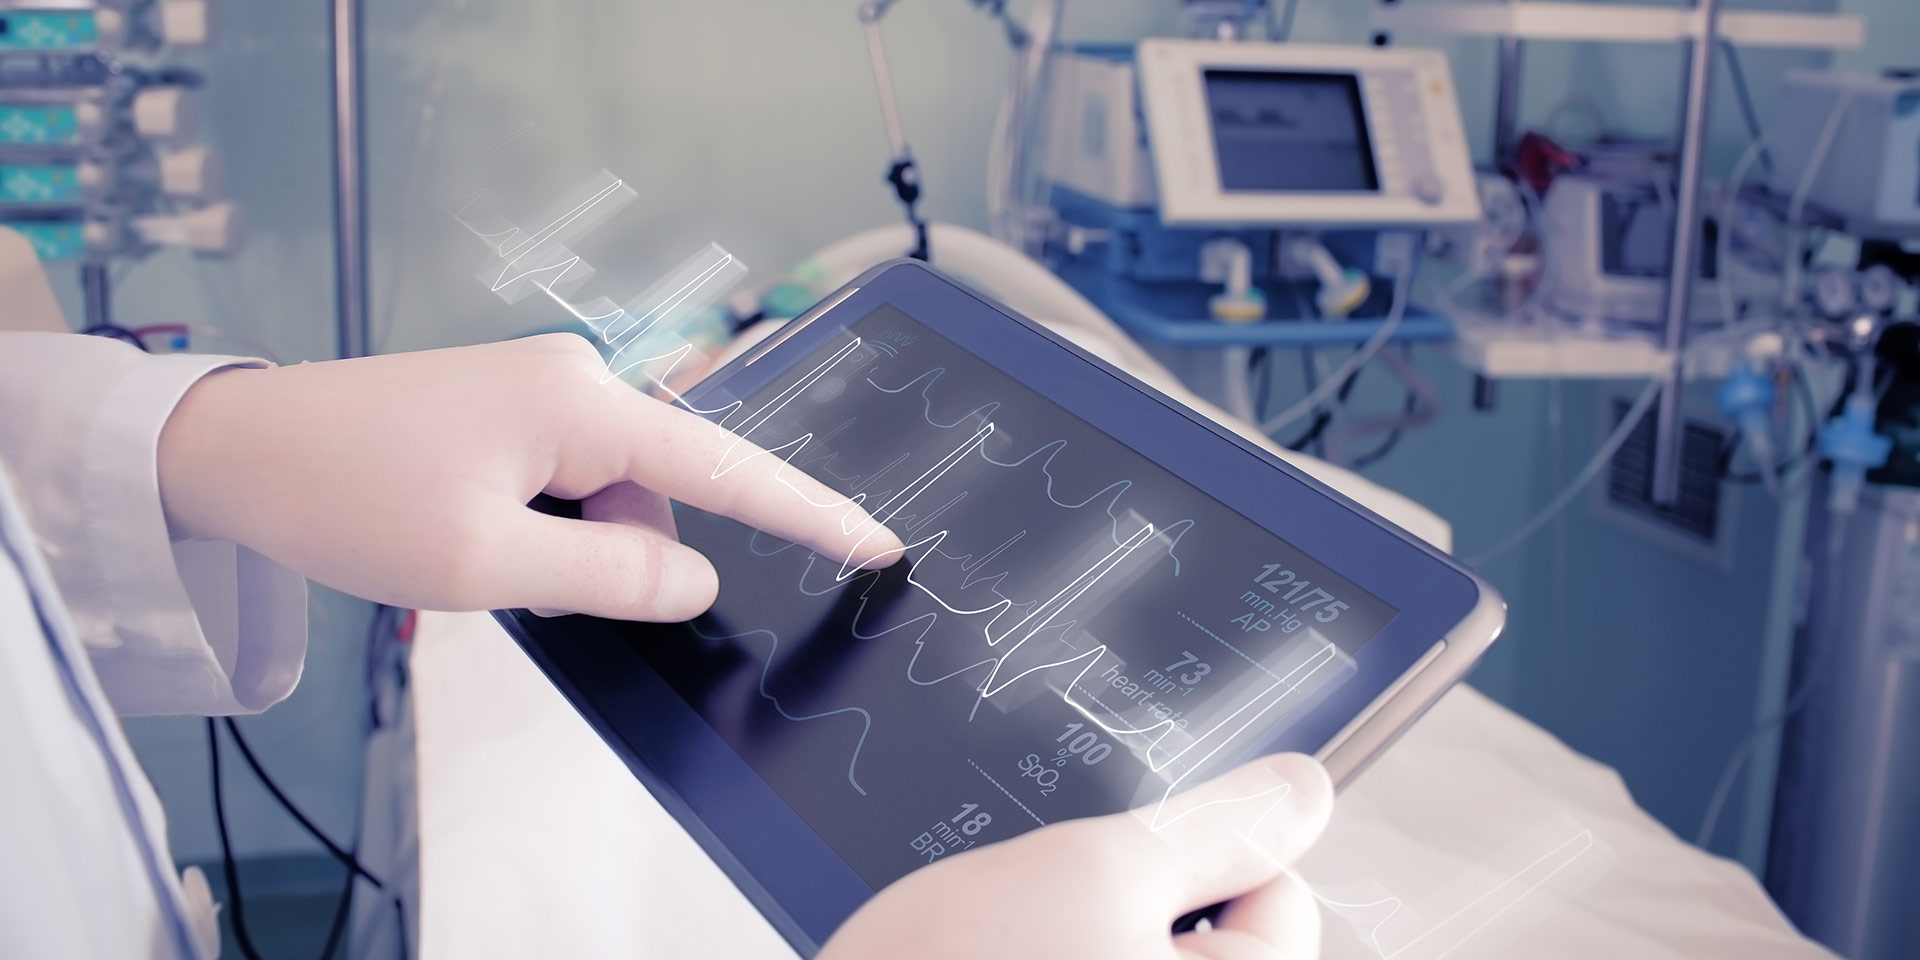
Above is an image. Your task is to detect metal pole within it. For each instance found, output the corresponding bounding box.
[859,0,910,164]
[329,0,369,359]
[1493,34,1524,161]
[858,0,929,261]
[1650,0,1720,505]
[80,262,110,330]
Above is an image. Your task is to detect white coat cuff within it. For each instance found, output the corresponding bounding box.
[76,354,309,717]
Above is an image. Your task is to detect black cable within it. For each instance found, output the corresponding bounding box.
[221,718,387,890]
[1351,387,1421,469]
[729,309,768,335]
[394,896,412,960]
[217,601,413,957]
[1250,347,1272,420]
[364,603,402,730]
[364,603,390,729]
[208,719,269,960]
[318,611,395,960]
[1350,425,1404,469]
[1719,41,1772,174]
[967,0,1028,45]
[80,323,150,351]
[314,860,355,960]
[1284,349,1364,452]
[212,719,383,960]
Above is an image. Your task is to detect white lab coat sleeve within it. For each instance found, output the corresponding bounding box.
[0,330,308,717]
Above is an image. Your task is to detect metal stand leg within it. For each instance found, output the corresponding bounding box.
[330,0,370,359]
[1494,35,1524,162]
[1651,0,1721,505]
[81,262,111,331]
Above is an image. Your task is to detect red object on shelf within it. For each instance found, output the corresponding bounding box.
[1512,131,1580,196]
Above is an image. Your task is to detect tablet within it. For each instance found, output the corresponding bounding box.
[496,259,1503,955]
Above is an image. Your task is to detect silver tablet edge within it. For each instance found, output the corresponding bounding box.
[739,284,867,367]
[1316,574,1507,789]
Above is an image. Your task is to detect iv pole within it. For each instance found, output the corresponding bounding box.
[1649,0,1721,505]
[858,0,931,262]
[329,0,370,359]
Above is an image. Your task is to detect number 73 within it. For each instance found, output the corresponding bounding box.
[1165,651,1210,686]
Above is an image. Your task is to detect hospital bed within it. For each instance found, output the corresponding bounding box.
[406,230,1835,959]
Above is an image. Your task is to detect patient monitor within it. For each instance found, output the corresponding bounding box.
[1044,40,1480,228]
[1137,39,1481,227]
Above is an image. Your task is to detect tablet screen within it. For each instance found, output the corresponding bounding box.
[634,303,1396,889]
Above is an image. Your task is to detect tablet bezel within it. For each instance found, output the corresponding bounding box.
[497,259,1502,955]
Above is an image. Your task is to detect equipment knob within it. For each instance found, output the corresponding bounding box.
[133,201,244,254]
[1860,264,1902,315]
[73,99,107,137]
[131,87,199,142]
[94,9,130,48]
[76,160,115,194]
[158,145,222,199]
[1813,269,1856,319]
[158,1,210,46]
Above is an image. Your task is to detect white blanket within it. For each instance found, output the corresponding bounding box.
[410,623,1825,960]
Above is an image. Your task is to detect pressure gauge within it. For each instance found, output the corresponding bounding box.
[1859,265,1902,315]
[1814,269,1856,319]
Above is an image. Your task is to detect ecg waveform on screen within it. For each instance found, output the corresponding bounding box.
[691,340,1337,823]
[683,620,878,796]
[867,365,1002,428]
[867,366,1197,572]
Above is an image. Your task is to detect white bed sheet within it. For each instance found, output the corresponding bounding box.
[410,322,1831,959]
[412,616,1828,960]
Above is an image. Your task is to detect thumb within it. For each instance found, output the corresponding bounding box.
[1093,753,1335,918]
[1175,869,1322,960]
[497,507,720,621]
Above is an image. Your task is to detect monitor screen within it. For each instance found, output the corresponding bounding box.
[1203,68,1379,193]
[624,303,1397,890]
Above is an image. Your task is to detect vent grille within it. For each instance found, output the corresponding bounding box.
[1605,398,1725,543]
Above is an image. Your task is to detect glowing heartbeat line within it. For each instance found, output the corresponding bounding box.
[1175,781,1293,836]
[451,174,740,387]
[1284,827,1595,960]
[867,366,1002,428]
[473,178,629,291]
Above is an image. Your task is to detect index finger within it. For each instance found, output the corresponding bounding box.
[620,393,907,570]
